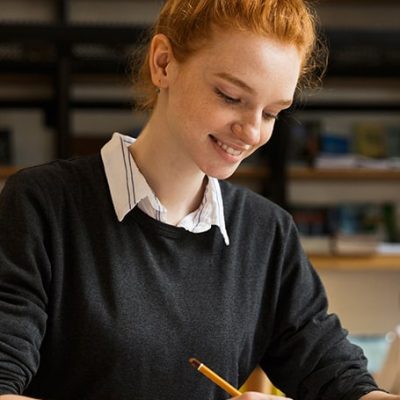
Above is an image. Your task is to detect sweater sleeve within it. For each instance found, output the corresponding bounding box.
[260,218,380,400]
[0,171,51,395]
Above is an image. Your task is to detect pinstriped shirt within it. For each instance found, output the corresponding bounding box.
[101,132,230,245]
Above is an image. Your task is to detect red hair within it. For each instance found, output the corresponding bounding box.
[133,0,326,110]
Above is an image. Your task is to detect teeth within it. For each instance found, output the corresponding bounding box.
[216,139,242,156]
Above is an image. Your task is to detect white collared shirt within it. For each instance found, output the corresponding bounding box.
[101,132,230,245]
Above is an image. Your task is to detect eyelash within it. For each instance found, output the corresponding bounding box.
[214,88,279,121]
[215,88,240,104]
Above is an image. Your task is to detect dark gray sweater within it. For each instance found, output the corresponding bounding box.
[0,154,378,400]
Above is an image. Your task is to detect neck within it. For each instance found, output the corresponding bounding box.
[130,107,207,225]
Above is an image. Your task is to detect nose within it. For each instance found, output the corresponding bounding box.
[231,112,263,146]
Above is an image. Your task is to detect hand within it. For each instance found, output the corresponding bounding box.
[230,392,291,400]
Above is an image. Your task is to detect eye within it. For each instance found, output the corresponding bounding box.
[262,111,279,121]
[215,88,240,104]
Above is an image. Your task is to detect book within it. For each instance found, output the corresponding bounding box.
[331,203,384,236]
[329,203,387,255]
[290,206,332,236]
[353,122,386,159]
[292,203,394,255]
[300,235,331,255]
[386,126,400,159]
[332,233,379,255]
[319,131,351,155]
[288,119,321,167]
[315,154,359,169]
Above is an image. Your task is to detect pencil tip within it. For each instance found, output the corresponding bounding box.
[189,357,201,369]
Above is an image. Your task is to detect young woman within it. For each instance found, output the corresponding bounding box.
[0,1,398,399]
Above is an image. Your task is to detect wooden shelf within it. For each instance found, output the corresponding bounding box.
[290,166,400,181]
[0,166,20,180]
[232,166,400,181]
[309,253,400,270]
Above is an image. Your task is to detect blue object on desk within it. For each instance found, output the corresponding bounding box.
[348,334,391,374]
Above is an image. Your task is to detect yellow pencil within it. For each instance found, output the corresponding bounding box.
[189,357,242,397]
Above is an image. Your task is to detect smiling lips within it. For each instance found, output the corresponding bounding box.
[215,138,244,157]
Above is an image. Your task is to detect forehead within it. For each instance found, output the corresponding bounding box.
[186,28,302,97]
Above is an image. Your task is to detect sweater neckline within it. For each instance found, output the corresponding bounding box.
[131,206,208,240]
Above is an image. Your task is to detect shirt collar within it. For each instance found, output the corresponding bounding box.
[101,132,230,245]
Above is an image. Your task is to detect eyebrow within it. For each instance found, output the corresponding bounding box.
[215,72,256,95]
[214,71,293,108]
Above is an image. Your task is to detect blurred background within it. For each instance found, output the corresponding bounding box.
[0,0,400,387]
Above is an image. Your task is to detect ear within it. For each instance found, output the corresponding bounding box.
[149,33,175,90]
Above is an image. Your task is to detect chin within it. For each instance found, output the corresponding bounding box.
[204,166,238,181]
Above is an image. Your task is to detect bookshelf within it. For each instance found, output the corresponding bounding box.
[0,0,399,378]
[282,1,400,264]
[1,2,399,254]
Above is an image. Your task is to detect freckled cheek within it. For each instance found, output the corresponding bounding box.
[200,108,231,133]
[174,99,207,132]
